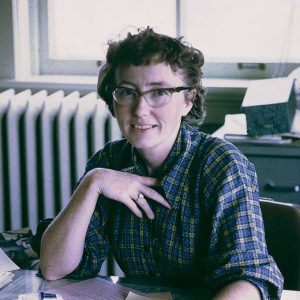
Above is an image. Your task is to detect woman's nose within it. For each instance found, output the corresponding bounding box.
[133,95,151,116]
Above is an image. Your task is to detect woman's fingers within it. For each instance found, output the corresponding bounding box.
[90,168,171,219]
[134,174,171,209]
[140,185,171,209]
[137,175,160,186]
[133,193,155,220]
[125,188,169,220]
[124,193,155,220]
[124,178,172,219]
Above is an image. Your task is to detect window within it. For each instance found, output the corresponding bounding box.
[48,0,176,61]
[38,0,176,76]
[20,0,300,78]
[182,0,300,78]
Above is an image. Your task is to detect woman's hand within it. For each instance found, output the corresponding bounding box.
[85,168,171,219]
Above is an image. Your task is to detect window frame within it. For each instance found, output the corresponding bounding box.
[37,0,180,76]
[31,0,98,76]
[9,0,300,80]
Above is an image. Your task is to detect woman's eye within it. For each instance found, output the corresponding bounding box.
[152,89,169,97]
[119,88,135,97]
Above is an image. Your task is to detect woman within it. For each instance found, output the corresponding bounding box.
[40,28,283,299]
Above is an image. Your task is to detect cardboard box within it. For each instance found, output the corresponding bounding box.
[241,77,296,136]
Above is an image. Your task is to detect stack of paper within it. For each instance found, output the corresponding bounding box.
[0,271,14,289]
[0,248,19,288]
[212,114,247,139]
[212,112,300,144]
[47,276,175,300]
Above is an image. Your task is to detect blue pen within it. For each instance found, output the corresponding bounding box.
[40,292,58,299]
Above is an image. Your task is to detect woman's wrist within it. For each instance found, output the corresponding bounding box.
[82,168,107,196]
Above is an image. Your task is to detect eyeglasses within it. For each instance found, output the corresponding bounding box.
[112,86,195,108]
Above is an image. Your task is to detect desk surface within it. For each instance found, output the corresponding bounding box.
[0,270,209,300]
[1,270,300,300]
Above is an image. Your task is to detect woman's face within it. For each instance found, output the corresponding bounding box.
[113,62,193,155]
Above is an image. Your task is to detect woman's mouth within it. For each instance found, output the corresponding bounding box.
[132,124,156,130]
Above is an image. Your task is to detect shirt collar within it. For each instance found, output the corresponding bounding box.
[160,124,194,209]
[122,123,186,176]
[121,123,198,209]
[121,147,147,176]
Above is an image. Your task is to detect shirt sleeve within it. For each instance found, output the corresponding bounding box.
[201,141,284,299]
[70,197,112,278]
[68,144,115,278]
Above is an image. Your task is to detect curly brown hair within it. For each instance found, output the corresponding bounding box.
[97,27,206,126]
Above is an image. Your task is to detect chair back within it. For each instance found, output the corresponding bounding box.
[260,198,300,291]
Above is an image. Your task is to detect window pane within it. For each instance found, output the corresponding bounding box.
[181,0,300,62]
[48,0,176,60]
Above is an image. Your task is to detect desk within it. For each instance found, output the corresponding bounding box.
[1,270,299,300]
[212,113,300,205]
[0,270,209,300]
[232,141,300,205]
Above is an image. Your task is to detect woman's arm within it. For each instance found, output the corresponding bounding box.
[213,280,262,300]
[40,171,100,280]
[200,140,283,299]
[40,168,170,280]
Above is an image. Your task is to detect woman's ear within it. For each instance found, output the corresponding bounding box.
[182,100,193,117]
[182,89,196,116]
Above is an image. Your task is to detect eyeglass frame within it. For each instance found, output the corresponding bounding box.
[112,86,196,108]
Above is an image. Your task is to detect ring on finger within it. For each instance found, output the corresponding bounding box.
[136,192,144,203]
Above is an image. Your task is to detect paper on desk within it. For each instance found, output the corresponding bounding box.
[0,247,19,288]
[212,111,300,139]
[281,290,300,300]
[212,113,247,139]
[0,271,14,289]
[290,109,300,133]
[47,277,149,300]
[0,247,19,272]
[126,291,173,300]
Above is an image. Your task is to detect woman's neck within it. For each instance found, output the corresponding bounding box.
[138,148,168,176]
[136,124,181,176]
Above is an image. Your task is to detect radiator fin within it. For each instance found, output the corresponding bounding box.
[0,89,122,232]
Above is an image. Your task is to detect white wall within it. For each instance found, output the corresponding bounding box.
[0,0,15,79]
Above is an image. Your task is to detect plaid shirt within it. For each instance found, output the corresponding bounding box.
[72,123,283,299]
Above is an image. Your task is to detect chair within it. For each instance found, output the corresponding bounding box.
[260,198,300,291]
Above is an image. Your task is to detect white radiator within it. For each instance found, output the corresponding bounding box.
[0,88,122,233]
